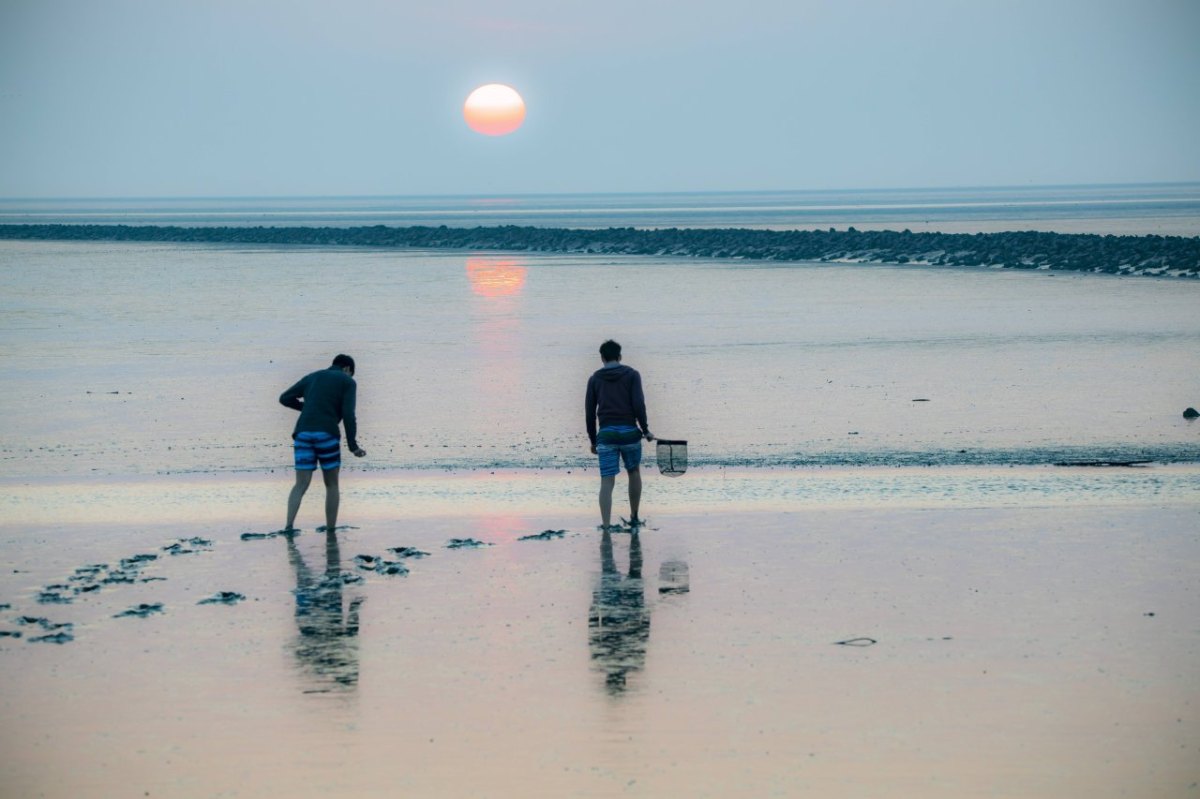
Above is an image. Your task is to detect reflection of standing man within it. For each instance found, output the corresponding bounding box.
[286,531,364,688]
[279,354,366,532]
[588,528,650,695]
[585,340,653,530]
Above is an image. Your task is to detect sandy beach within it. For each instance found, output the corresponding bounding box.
[1,467,1198,798]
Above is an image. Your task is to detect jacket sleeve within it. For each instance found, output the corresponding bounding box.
[632,372,649,434]
[342,380,359,451]
[585,376,598,446]
[279,375,308,411]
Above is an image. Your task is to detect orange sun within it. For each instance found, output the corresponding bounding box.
[463,84,526,136]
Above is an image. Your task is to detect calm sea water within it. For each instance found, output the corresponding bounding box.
[1,232,1198,482]
[3,183,1200,235]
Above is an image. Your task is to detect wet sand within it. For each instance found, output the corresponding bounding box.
[1,471,1197,798]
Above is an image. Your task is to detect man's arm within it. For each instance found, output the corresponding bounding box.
[585,377,598,448]
[279,375,308,411]
[342,380,363,454]
[632,372,651,439]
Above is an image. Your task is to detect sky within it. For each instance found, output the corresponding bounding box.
[1,0,1197,198]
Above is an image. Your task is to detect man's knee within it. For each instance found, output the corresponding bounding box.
[321,467,340,487]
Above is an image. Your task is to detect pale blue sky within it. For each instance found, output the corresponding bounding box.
[1,0,1197,197]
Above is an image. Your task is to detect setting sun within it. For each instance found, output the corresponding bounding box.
[463,84,526,137]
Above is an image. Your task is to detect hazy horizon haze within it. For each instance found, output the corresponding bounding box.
[2,0,1197,199]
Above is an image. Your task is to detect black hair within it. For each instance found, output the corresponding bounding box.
[599,340,621,362]
[331,354,356,375]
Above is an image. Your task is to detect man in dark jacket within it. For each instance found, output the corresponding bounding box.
[279,354,366,532]
[585,340,653,529]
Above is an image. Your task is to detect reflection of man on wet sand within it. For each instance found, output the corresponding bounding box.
[286,532,364,689]
[588,528,650,695]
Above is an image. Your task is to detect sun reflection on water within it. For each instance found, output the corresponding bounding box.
[466,257,527,298]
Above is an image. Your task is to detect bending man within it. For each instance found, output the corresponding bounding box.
[280,354,366,532]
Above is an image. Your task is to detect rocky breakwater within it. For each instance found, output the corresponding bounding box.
[2,224,1198,277]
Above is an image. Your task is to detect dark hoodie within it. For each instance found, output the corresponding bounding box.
[585,363,649,446]
[280,367,360,451]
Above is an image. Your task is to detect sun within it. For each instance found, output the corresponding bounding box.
[463,84,526,137]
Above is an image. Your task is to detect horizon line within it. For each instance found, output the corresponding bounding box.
[2,180,1199,204]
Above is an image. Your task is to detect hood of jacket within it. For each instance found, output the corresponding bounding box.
[594,363,634,382]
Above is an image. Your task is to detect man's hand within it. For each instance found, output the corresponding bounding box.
[643,431,655,442]
[352,448,366,458]
[590,444,597,455]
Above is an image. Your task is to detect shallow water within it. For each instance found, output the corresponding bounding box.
[1,240,1197,481]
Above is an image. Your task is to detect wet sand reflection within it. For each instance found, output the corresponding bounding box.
[588,529,651,696]
[286,532,364,691]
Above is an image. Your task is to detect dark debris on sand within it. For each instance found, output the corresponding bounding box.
[446,538,492,549]
[114,603,164,619]
[834,637,878,647]
[518,529,568,541]
[198,591,245,605]
[163,537,214,555]
[386,546,430,558]
[18,617,74,644]
[354,554,409,576]
[241,529,292,541]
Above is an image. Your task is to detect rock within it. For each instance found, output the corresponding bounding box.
[1184,407,1199,419]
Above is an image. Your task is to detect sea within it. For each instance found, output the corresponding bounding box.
[1,183,1198,506]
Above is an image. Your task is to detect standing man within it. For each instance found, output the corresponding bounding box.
[280,354,366,532]
[586,340,653,530]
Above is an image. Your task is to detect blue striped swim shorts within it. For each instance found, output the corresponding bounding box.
[596,426,642,477]
[294,431,341,471]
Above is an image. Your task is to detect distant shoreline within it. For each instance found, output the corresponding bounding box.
[2,223,1198,278]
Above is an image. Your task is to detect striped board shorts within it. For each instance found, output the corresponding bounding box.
[596,426,643,477]
[294,431,341,471]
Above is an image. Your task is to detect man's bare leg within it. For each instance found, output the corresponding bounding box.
[321,467,340,531]
[286,469,314,530]
[628,467,642,523]
[599,475,617,528]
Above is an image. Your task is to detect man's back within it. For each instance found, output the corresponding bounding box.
[280,367,359,449]
[586,363,647,444]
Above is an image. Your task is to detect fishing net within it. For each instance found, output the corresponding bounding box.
[655,439,688,477]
